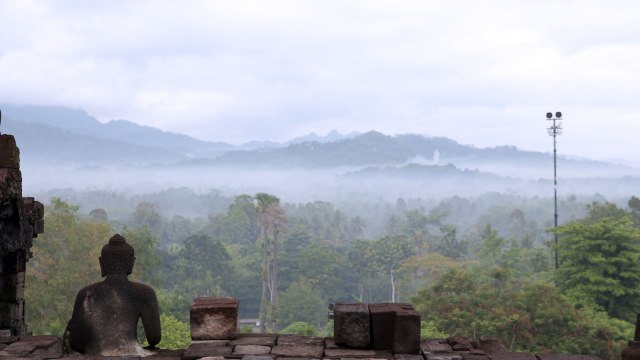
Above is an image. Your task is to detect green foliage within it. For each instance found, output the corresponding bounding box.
[174,234,231,297]
[554,202,640,319]
[278,280,327,329]
[412,268,631,359]
[279,322,319,336]
[420,320,447,339]
[143,313,191,350]
[26,192,640,360]
[240,325,254,334]
[121,226,160,284]
[26,198,111,335]
[298,243,347,301]
[156,313,191,350]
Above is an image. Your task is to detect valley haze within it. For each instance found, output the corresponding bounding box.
[2,104,638,204]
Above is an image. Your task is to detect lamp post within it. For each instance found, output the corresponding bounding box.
[547,111,562,271]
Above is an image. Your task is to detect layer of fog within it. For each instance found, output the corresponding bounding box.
[22,163,640,206]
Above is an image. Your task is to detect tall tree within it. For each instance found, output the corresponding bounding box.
[254,193,287,331]
[371,235,414,302]
[555,202,640,319]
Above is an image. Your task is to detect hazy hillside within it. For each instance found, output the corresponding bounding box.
[2,104,639,200]
[1,104,233,160]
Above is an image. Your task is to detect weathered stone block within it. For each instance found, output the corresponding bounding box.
[324,348,377,358]
[0,135,20,169]
[334,302,370,348]
[0,335,62,359]
[535,356,600,360]
[232,334,277,346]
[421,339,453,353]
[145,348,184,359]
[190,296,239,340]
[234,345,272,355]
[277,335,324,346]
[369,304,395,350]
[447,336,473,345]
[394,354,423,360]
[424,354,463,360]
[182,342,233,360]
[242,355,276,360]
[488,352,535,360]
[324,337,339,349]
[392,305,420,354]
[461,354,489,360]
[270,345,324,358]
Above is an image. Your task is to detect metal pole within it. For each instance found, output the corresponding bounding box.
[553,116,558,271]
[547,112,562,272]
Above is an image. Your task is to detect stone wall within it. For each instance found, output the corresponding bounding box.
[0,134,44,336]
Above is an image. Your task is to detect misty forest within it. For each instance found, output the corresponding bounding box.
[6,105,640,360]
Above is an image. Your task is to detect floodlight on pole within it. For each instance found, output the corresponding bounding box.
[547,111,563,271]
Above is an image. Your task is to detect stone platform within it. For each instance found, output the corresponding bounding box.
[0,334,601,360]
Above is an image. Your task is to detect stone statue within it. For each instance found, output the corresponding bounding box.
[67,234,161,356]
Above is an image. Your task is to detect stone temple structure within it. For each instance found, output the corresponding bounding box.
[0,132,44,337]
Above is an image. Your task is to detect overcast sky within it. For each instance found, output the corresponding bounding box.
[1,1,639,161]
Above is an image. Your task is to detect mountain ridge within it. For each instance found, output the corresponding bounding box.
[0,104,632,179]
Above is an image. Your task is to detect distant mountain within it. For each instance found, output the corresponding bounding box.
[1,104,234,158]
[2,116,184,165]
[0,105,633,181]
[286,129,361,144]
[201,131,531,167]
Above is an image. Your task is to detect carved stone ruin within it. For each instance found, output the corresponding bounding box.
[67,234,161,356]
[0,134,44,336]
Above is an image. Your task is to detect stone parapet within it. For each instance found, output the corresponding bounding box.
[0,333,604,359]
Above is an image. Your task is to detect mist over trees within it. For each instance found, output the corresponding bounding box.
[9,105,640,358]
[23,187,640,358]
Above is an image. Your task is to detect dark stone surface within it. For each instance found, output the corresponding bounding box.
[422,339,453,353]
[535,356,600,360]
[324,348,377,358]
[145,349,184,359]
[0,335,61,359]
[234,345,272,355]
[424,354,464,360]
[391,305,420,354]
[393,354,423,360]
[369,304,395,350]
[334,303,371,348]
[0,135,43,337]
[453,344,473,352]
[489,352,535,360]
[270,345,324,358]
[232,334,277,346]
[0,135,20,169]
[182,343,233,360]
[323,337,339,350]
[242,355,276,360]
[276,335,323,346]
[190,297,239,340]
[461,354,489,360]
[67,235,161,357]
[447,337,474,347]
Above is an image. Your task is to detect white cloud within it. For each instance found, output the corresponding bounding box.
[1,0,640,160]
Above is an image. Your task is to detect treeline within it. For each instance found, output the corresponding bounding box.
[24,190,640,358]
